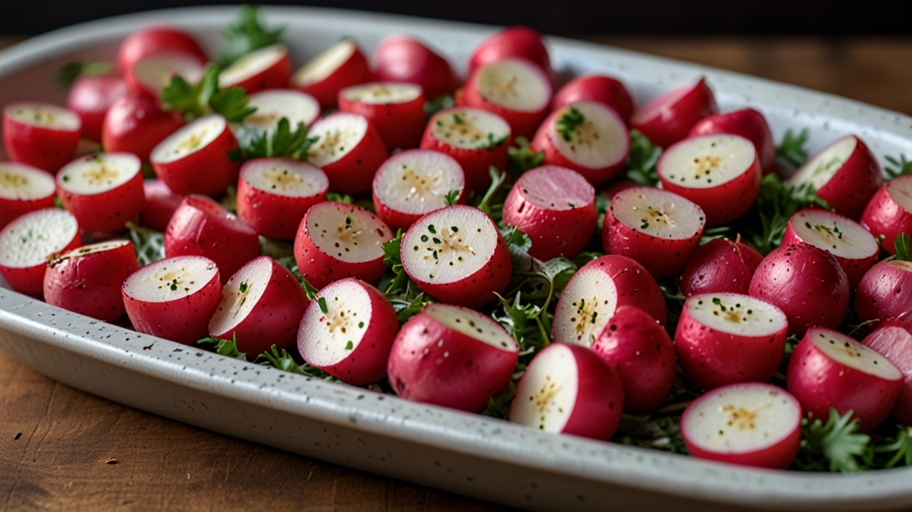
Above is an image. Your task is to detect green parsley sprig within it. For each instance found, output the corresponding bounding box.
[219,4,285,67]
[231,117,318,162]
[161,64,256,123]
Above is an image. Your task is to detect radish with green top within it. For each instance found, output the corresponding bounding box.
[208,256,308,358]
[141,179,183,232]
[854,259,912,328]
[400,205,511,309]
[102,93,185,163]
[372,35,458,99]
[117,26,207,97]
[338,82,426,150]
[388,303,519,412]
[371,149,465,230]
[679,238,763,297]
[630,77,718,148]
[602,187,705,279]
[56,152,145,233]
[657,133,761,226]
[681,383,802,469]
[67,75,129,143]
[0,208,80,296]
[150,114,241,197]
[244,89,320,134]
[502,165,596,261]
[0,162,56,230]
[297,278,399,385]
[552,254,667,346]
[122,255,222,344]
[688,108,776,175]
[787,327,903,432]
[236,158,329,239]
[509,342,624,440]
[293,201,394,289]
[675,292,788,390]
[861,321,912,425]
[289,38,371,109]
[305,112,389,195]
[43,240,138,322]
[3,102,81,173]
[459,57,552,138]
[860,175,912,255]
[218,44,292,94]
[530,100,630,187]
[551,74,634,123]
[469,26,551,79]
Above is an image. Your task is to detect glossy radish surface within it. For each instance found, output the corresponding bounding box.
[339,82,426,150]
[289,38,370,108]
[630,77,718,148]
[371,35,458,99]
[0,162,56,230]
[372,149,465,230]
[861,321,912,425]
[3,102,81,173]
[305,112,388,195]
[102,92,184,162]
[67,74,129,143]
[688,108,776,175]
[56,152,145,233]
[117,26,207,95]
[141,179,183,232]
[460,57,552,138]
[218,44,292,93]
[854,260,912,328]
[237,158,329,239]
[679,238,762,297]
[0,208,80,296]
[551,74,634,123]
[469,26,551,78]
[150,114,240,197]
[861,175,912,256]
[244,89,320,134]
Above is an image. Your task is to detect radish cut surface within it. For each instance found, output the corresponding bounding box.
[341,82,422,104]
[57,152,141,195]
[808,329,902,381]
[241,159,328,198]
[150,115,227,164]
[790,136,857,191]
[245,89,320,133]
[474,58,550,112]
[306,202,390,263]
[401,207,497,284]
[509,343,578,432]
[548,101,628,169]
[686,293,787,337]
[0,162,55,200]
[123,256,219,303]
[298,280,372,367]
[5,103,81,131]
[659,134,756,189]
[513,165,593,211]
[888,177,912,211]
[132,55,205,93]
[425,304,518,352]
[306,113,368,167]
[610,188,704,240]
[207,257,272,335]
[429,108,511,150]
[788,209,877,260]
[219,44,288,87]
[291,39,357,87]
[373,150,464,216]
[553,265,618,345]
[0,208,78,269]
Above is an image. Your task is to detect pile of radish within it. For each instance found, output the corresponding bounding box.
[4,6,912,473]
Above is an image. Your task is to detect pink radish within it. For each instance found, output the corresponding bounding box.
[657,133,761,226]
[122,255,221,344]
[0,208,80,296]
[150,114,241,197]
[469,26,551,78]
[372,35,458,99]
[679,238,763,297]
[305,112,389,195]
[459,57,552,138]
[860,321,912,425]
[141,179,183,232]
[388,303,519,412]
[630,77,718,148]
[218,44,292,94]
[371,149,465,230]
[0,162,56,230]
[854,259,912,328]
[681,383,802,469]
[244,89,320,134]
[509,342,623,441]
[400,205,511,309]
[102,92,185,162]
[502,165,596,261]
[3,102,81,173]
[602,187,705,279]
[117,26,207,97]
[688,108,777,175]
[297,278,399,385]
[208,256,308,358]
[289,38,371,109]
[551,74,634,123]
[129,54,205,98]
[674,292,788,390]
[787,327,903,432]
[236,158,329,240]
[66,74,129,143]
[43,240,138,322]
[860,175,912,256]
[56,152,145,233]
[338,82,426,150]
[293,201,393,289]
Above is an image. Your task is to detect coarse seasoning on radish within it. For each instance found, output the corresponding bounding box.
[854,259,912,328]
[305,112,389,195]
[0,208,80,296]
[122,255,221,345]
[657,133,761,226]
[400,205,511,309]
[218,44,292,94]
[150,114,241,197]
[678,238,763,297]
[293,201,393,289]
[602,186,705,279]
[674,292,788,390]
[56,152,145,234]
[338,82,426,151]
[681,383,802,469]
[141,179,183,232]
[43,240,138,322]
[459,57,552,138]
[0,162,56,230]
[236,158,329,240]
[861,321,912,425]
[297,278,399,385]
[371,149,465,230]
[371,35,458,100]
[501,165,596,261]
[630,77,718,148]
[289,38,370,108]
[860,174,912,256]
[102,92,185,162]
[3,102,81,173]
[208,256,308,358]
[66,74,129,143]
[687,108,777,175]
[551,74,634,123]
[243,89,320,134]
[387,303,519,412]
[509,342,624,441]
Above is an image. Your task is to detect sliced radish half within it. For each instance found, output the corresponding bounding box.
[388,303,519,412]
[401,205,511,309]
[372,35,459,99]
[3,102,81,173]
[289,39,370,108]
[372,149,465,230]
[469,26,551,80]
[67,74,129,143]
[460,57,552,138]
[681,383,802,469]
[130,54,206,97]
[339,82,426,150]
[150,114,240,197]
[297,278,399,385]
[219,44,292,94]
[861,321,912,425]
[306,112,389,194]
[509,342,623,440]
[551,74,634,123]
[658,134,761,226]
[0,162,56,229]
[688,108,776,175]
[117,26,207,96]
[122,255,221,344]
[237,158,329,240]
[861,175,912,256]
[0,208,80,296]
[244,89,320,134]
[630,77,718,148]
[783,208,878,288]
[787,327,903,432]
[855,259,912,328]
[602,187,705,279]
[56,152,145,233]
[102,92,185,163]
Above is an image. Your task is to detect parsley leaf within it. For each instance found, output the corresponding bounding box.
[474,166,508,222]
[254,345,332,378]
[896,233,911,261]
[885,154,912,180]
[556,107,585,142]
[776,128,810,168]
[873,426,912,469]
[378,229,434,322]
[741,173,830,255]
[624,129,661,187]
[443,189,460,206]
[219,4,285,67]
[161,64,256,123]
[196,335,247,360]
[794,408,871,472]
[507,136,544,173]
[424,95,454,119]
[231,118,318,162]
[500,226,533,271]
[126,222,165,266]
[56,61,115,86]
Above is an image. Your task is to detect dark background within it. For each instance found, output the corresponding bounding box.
[2,1,905,36]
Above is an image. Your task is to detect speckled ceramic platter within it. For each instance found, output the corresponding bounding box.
[2,7,912,511]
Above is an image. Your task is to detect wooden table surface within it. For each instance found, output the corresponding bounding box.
[2,33,912,511]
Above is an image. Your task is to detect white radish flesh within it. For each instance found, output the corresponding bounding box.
[424,304,517,351]
[133,55,205,93]
[5,103,81,131]
[553,265,618,346]
[474,58,550,112]
[788,209,877,260]
[428,108,511,150]
[207,257,273,336]
[244,89,320,133]
[0,162,55,200]
[340,82,422,104]
[306,113,368,167]
[373,149,464,221]
[58,152,141,195]
[306,204,389,263]
[809,329,902,381]
[548,101,628,169]
[219,44,288,88]
[124,256,219,303]
[610,188,704,240]
[291,39,357,87]
[298,280,372,367]
[241,159,328,198]
[660,135,756,189]
[151,116,227,164]
[401,208,497,284]
[790,136,857,191]
[0,208,78,269]
[509,343,578,432]
[686,293,788,338]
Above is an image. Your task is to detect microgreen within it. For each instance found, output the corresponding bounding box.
[196,335,247,361]
[254,344,333,379]
[125,222,165,266]
[161,64,256,123]
[624,129,662,187]
[739,173,830,255]
[443,189,460,206]
[793,408,871,472]
[776,128,810,167]
[424,94,454,119]
[474,166,508,222]
[885,154,912,179]
[556,107,585,142]
[230,117,318,162]
[378,229,435,322]
[507,136,544,174]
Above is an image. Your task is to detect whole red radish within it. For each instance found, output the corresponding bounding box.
[56,152,145,234]
[141,179,183,232]
[688,108,776,175]
[289,39,371,109]
[305,112,389,195]
[469,26,550,78]
[3,102,81,173]
[0,162,56,230]
[630,77,718,148]
[854,260,912,328]
[237,158,329,240]
[551,74,634,123]
[861,321,912,425]
[244,89,320,134]
[150,115,240,197]
[339,82,426,150]
[67,74,129,143]
[459,57,552,138]
[0,208,80,296]
[102,92,185,162]
[218,44,292,94]
[372,149,465,230]
[860,175,912,255]
[372,35,458,99]
[679,238,762,297]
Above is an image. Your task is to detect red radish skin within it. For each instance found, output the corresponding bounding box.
[3,102,81,173]
[861,321,912,425]
[208,256,308,358]
[502,165,596,261]
[551,74,634,123]
[117,26,207,93]
[630,77,719,148]
[469,26,551,79]
[293,201,393,289]
[674,293,788,390]
[688,108,776,175]
[43,240,138,322]
[592,305,676,414]
[854,260,912,328]
[459,57,552,138]
[218,44,292,94]
[297,278,399,385]
[305,112,389,195]
[787,327,903,432]
[371,149,465,230]
[0,162,56,230]
[679,238,763,297]
[102,93,185,162]
[122,255,222,345]
[601,179,639,202]
[0,208,80,296]
[372,35,458,99]
[289,39,371,109]
[150,115,241,197]
[509,343,624,441]
[749,243,849,337]
[388,303,519,412]
[861,175,912,255]
[67,75,129,143]
[244,89,320,133]
[236,158,329,240]
[165,195,260,285]
[56,152,145,233]
[681,383,802,469]
[141,179,183,232]
[338,82,426,150]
